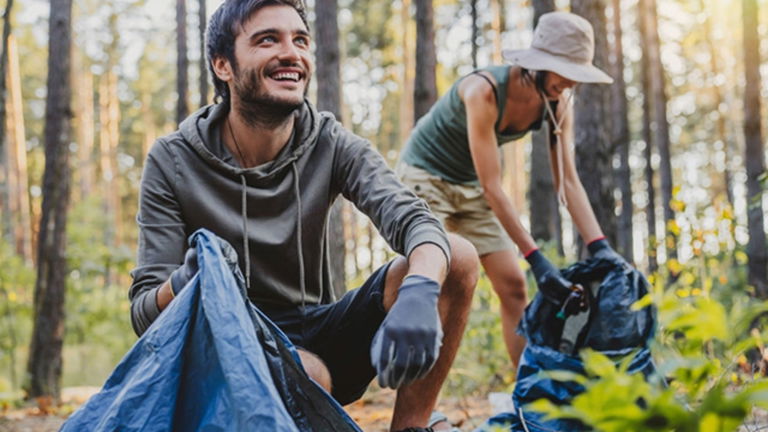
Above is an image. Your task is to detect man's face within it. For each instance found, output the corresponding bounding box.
[229,5,313,112]
[543,72,577,101]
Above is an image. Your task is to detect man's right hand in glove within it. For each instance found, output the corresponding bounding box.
[370,275,443,389]
[525,249,586,316]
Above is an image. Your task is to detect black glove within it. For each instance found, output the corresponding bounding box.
[587,238,628,267]
[170,237,241,296]
[370,275,443,389]
[169,248,199,296]
[526,249,586,316]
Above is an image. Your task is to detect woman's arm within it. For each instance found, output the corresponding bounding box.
[462,76,537,254]
[464,79,582,305]
[552,99,604,243]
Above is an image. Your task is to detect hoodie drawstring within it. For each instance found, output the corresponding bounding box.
[291,162,308,311]
[240,174,251,290]
[239,164,312,315]
[292,162,314,342]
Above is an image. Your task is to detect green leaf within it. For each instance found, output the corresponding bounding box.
[631,293,654,311]
[539,369,589,385]
[581,349,617,377]
[525,399,565,418]
[666,297,727,342]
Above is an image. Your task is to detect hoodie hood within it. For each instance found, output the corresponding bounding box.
[179,99,322,181]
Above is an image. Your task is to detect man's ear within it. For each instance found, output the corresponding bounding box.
[212,56,233,82]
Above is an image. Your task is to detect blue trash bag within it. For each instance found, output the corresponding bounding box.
[61,229,362,432]
[478,257,656,432]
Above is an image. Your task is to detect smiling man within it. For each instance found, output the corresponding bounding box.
[128,1,478,431]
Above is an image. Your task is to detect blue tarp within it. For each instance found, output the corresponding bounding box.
[61,229,362,432]
[480,257,657,432]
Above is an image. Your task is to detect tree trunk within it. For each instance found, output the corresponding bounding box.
[742,0,767,298]
[493,0,526,222]
[570,0,616,251]
[638,0,658,273]
[609,0,633,262]
[26,0,73,400]
[529,124,563,253]
[176,0,189,125]
[533,0,556,27]
[98,73,122,254]
[315,0,346,298]
[470,0,478,69]
[368,223,375,274]
[198,0,208,107]
[640,0,676,263]
[490,0,504,64]
[501,144,526,219]
[74,57,95,202]
[5,35,33,263]
[398,0,414,144]
[414,0,437,122]
[107,72,122,246]
[0,0,14,242]
[699,0,733,207]
[529,0,562,252]
[346,204,360,279]
[141,92,156,159]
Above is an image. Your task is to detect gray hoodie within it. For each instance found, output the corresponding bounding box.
[129,100,450,335]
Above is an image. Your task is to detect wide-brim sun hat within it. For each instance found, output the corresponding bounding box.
[502,11,613,84]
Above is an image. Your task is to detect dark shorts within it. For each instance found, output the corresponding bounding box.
[259,262,391,405]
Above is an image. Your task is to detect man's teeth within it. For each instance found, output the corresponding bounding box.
[272,72,299,81]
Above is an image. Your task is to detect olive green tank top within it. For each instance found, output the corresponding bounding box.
[401,65,542,185]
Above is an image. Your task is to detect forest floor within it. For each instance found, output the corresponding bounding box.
[0,386,499,432]
[3,386,767,431]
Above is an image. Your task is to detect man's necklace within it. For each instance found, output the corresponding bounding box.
[226,118,249,168]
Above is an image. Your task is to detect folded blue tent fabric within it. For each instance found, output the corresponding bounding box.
[478,257,656,432]
[62,229,362,432]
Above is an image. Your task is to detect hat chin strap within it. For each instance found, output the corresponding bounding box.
[540,88,575,208]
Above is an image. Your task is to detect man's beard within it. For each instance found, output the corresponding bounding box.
[232,67,308,128]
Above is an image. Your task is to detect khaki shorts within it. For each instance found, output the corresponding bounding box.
[397,163,514,256]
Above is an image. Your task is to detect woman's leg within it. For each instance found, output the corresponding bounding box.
[480,249,528,367]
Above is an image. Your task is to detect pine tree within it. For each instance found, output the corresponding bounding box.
[26,0,73,400]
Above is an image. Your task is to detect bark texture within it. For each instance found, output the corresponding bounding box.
[315,0,346,298]
[198,0,208,107]
[742,0,767,297]
[638,0,658,273]
[610,0,633,262]
[640,0,677,262]
[529,0,562,251]
[26,0,73,400]
[0,0,14,241]
[414,0,437,122]
[176,0,189,125]
[571,0,617,251]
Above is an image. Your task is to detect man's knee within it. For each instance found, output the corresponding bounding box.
[297,349,332,393]
[444,234,480,299]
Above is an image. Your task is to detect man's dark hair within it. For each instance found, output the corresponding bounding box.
[206,0,309,104]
